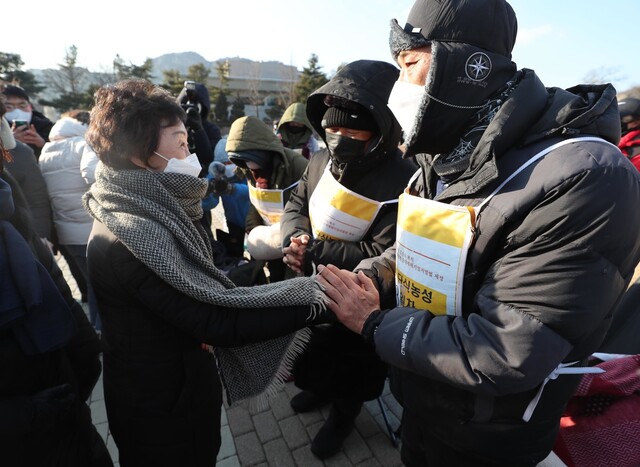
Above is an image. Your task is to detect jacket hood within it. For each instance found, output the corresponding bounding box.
[226,116,286,158]
[277,103,313,132]
[177,82,211,120]
[48,117,87,141]
[226,116,308,189]
[306,60,402,158]
[525,81,621,146]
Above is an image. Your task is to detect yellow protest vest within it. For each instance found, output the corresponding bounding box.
[309,164,397,242]
[248,181,299,225]
[395,137,611,317]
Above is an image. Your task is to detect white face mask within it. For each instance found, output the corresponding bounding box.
[387,80,426,140]
[154,151,202,177]
[5,108,32,125]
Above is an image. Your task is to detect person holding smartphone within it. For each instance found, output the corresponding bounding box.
[1,85,53,159]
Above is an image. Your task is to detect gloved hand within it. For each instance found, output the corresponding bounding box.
[185,106,203,131]
[213,179,233,196]
[31,384,76,433]
[209,161,227,179]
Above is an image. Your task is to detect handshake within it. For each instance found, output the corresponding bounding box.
[206,161,234,196]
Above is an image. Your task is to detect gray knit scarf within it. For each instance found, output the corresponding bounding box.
[83,164,326,406]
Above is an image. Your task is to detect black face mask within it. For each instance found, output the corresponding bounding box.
[325,132,369,164]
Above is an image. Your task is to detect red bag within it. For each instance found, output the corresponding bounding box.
[554,355,640,467]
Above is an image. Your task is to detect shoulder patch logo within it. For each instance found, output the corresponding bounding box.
[465,52,492,82]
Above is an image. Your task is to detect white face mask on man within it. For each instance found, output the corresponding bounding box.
[387,80,426,141]
[5,108,32,125]
[154,151,202,177]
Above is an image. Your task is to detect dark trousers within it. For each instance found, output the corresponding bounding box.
[400,411,540,467]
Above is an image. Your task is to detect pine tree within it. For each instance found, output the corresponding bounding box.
[292,54,329,103]
[229,95,245,124]
[0,52,44,96]
[214,92,229,124]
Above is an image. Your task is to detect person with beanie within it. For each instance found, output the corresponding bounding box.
[276,103,320,159]
[280,60,416,460]
[227,116,308,285]
[2,85,53,159]
[316,0,640,465]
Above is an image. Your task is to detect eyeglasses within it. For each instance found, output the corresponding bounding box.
[3,101,30,111]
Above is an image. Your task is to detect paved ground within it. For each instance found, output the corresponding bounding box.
[57,238,404,466]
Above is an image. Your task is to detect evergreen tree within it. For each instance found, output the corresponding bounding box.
[216,60,231,92]
[265,102,285,124]
[40,46,92,112]
[0,52,44,96]
[113,55,154,81]
[214,92,229,124]
[292,54,329,103]
[162,69,184,96]
[187,63,210,85]
[229,95,245,124]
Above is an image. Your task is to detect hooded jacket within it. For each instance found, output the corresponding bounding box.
[39,117,93,245]
[225,116,308,281]
[358,70,640,463]
[276,103,319,158]
[281,60,416,401]
[226,116,308,233]
[282,60,416,274]
[177,83,222,173]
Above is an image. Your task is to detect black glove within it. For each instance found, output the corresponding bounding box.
[185,106,203,131]
[213,179,233,196]
[31,384,76,433]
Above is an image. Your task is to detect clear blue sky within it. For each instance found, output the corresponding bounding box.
[6,0,638,93]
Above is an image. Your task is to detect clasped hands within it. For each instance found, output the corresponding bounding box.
[282,234,310,274]
[282,235,381,333]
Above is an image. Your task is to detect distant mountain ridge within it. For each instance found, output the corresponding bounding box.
[28,51,299,102]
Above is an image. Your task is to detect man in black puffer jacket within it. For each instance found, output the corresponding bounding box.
[281,60,416,460]
[316,1,640,466]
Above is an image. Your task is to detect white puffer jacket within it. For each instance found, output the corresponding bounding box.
[39,117,93,245]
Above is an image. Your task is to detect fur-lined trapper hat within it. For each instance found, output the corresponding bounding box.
[389,0,518,155]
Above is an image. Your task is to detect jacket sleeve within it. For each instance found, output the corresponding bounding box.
[10,148,52,239]
[110,242,319,346]
[80,145,99,185]
[33,239,102,402]
[370,163,640,397]
[280,165,312,247]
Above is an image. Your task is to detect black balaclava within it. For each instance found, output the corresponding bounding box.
[389,0,518,156]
